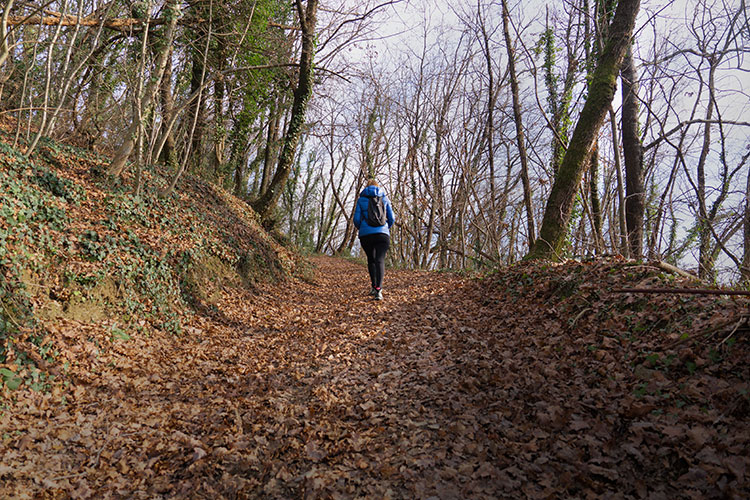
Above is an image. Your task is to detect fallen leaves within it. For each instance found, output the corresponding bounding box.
[1,256,749,497]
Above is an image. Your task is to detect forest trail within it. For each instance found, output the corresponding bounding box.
[3,256,749,498]
[6,256,501,498]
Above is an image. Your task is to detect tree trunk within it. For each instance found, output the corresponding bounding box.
[0,0,13,70]
[478,4,497,244]
[742,166,750,284]
[500,0,535,250]
[187,3,208,173]
[696,66,715,279]
[589,141,603,253]
[0,0,19,112]
[25,0,68,156]
[211,18,227,178]
[607,106,628,256]
[621,45,644,258]
[259,99,282,196]
[108,0,180,176]
[252,0,318,224]
[159,46,177,168]
[527,0,640,260]
[188,54,206,171]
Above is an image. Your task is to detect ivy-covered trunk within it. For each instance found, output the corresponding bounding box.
[253,0,318,224]
[527,0,641,260]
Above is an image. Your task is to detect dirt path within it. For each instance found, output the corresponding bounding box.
[4,256,748,499]
[3,257,503,498]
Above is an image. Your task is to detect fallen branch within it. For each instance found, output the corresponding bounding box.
[718,318,746,346]
[50,471,87,482]
[653,260,699,281]
[666,315,749,351]
[612,288,750,296]
[633,314,749,364]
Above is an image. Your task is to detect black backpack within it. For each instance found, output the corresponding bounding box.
[365,195,387,227]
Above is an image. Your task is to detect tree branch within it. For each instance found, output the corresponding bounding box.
[644,119,750,151]
[6,13,207,32]
[613,288,750,296]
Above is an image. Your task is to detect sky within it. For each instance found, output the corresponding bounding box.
[315,0,749,277]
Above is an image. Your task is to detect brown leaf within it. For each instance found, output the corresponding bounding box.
[192,447,207,462]
[305,440,326,462]
[723,456,746,481]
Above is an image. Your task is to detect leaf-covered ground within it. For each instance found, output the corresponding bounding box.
[3,255,749,498]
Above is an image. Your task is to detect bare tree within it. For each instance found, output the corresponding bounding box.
[501,0,535,251]
[253,0,318,223]
[528,0,640,260]
[108,0,180,177]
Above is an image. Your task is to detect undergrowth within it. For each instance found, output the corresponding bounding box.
[0,129,298,393]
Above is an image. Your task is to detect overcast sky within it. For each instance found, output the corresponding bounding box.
[333,0,748,120]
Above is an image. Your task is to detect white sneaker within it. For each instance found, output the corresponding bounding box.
[374,289,383,300]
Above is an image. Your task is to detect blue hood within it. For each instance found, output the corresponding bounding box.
[360,185,385,198]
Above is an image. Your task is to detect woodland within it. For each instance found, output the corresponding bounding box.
[0,0,748,277]
[0,0,749,498]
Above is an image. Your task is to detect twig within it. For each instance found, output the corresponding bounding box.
[570,308,591,327]
[718,317,748,346]
[91,439,108,469]
[663,315,749,351]
[234,405,243,436]
[630,315,748,365]
[50,471,87,481]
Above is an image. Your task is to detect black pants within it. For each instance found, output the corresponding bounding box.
[360,233,390,289]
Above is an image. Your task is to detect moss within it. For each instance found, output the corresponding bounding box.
[183,255,239,305]
[527,0,639,261]
[33,276,121,323]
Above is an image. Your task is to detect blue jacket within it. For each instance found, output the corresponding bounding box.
[354,185,395,237]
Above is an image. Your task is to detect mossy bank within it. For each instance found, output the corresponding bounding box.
[0,125,301,393]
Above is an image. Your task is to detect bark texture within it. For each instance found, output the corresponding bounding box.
[527,0,641,260]
[252,0,318,223]
[621,45,644,258]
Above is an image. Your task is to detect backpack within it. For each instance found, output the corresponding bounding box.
[365,195,387,227]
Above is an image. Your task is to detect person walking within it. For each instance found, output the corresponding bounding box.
[354,179,395,300]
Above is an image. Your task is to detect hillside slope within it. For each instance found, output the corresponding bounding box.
[1,128,749,498]
[0,124,299,391]
[2,255,749,498]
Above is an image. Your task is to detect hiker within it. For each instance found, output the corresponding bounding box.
[353,178,395,300]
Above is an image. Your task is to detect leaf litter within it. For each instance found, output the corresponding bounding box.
[2,253,749,498]
[1,121,748,499]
